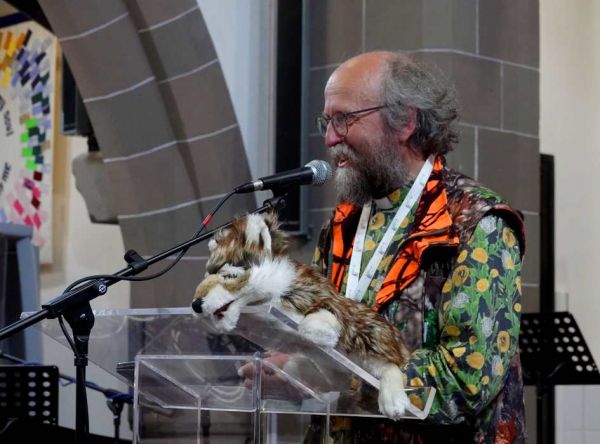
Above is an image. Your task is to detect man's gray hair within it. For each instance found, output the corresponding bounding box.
[379,56,459,155]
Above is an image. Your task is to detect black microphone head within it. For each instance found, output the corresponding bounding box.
[191,298,203,314]
[306,160,333,186]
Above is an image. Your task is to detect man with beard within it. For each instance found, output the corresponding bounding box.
[310,51,527,443]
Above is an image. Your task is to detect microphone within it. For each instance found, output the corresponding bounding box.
[234,160,332,194]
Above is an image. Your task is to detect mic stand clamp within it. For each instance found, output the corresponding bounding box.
[123,249,148,273]
[263,192,287,213]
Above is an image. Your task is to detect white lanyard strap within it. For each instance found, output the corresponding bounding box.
[345,155,435,302]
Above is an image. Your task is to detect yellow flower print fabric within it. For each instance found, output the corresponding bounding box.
[335,184,417,305]
[402,215,522,422]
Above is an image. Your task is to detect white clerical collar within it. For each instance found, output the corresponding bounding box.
[372,180,415,211]
[373,195,394,210]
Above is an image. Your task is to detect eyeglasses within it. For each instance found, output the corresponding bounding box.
[315,105,388,137]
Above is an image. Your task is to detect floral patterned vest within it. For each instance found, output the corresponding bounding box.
[314,156,527,443]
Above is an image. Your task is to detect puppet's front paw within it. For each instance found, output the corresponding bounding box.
[298,309,341,348]
[378,366,410,420]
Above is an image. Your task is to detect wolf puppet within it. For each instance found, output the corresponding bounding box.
[192,211,411,419]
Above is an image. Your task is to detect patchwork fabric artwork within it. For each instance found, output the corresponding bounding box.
[0,18,56,263]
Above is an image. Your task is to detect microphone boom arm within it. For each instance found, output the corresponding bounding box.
[0,194,287,342]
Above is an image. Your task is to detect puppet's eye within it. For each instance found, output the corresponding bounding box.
[219,264,245,280]
[206,262,224,274]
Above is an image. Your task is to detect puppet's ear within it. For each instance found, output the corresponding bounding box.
[259,222,272,255]
[263,211,289,255]
[245,214,272,254]
[263,211,279,229]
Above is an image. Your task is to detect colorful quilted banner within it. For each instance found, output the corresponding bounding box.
[0,18,56,263]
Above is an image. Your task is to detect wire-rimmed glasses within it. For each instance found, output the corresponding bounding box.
[315,105,388,136]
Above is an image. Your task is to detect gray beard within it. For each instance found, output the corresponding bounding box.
[331,141,410,206]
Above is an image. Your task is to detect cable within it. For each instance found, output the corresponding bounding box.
[58,315,78,357]
[61,190,236,294]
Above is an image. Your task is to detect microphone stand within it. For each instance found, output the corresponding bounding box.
[0,194,287,444]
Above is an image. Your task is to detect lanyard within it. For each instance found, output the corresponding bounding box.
[345,155,435,302]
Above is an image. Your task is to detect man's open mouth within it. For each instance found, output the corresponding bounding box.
[335,154,350,168]
[214,301,234,319]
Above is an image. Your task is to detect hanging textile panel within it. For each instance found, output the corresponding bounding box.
[0,17,57,264]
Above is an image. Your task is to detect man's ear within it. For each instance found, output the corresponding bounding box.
[397,107,417,144]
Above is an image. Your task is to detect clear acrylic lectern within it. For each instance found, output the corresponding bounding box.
[24,305,436,443]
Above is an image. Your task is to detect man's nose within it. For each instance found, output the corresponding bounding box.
[325,123,344,148]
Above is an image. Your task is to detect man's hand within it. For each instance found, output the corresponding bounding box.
[238,352,304,401]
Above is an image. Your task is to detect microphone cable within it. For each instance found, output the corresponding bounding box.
[55,189,238,357]
[61,190,237,295]
[52,158,330,348]
[60,158,332,294]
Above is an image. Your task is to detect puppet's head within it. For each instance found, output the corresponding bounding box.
[192,212,291,330]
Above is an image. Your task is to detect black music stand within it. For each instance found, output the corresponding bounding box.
[519,312,600,444]
[519,311,600,387]
[0,364,59,428]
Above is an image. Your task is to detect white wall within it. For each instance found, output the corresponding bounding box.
[540,1,600,443]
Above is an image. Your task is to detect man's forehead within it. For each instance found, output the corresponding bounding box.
[324,79,358,100]
[324,70,378,105]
